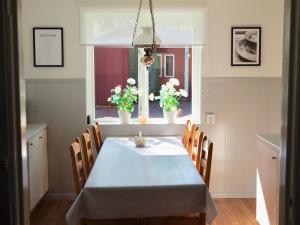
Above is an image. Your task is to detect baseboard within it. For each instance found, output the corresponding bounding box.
[211,192,256,198]
[44,193,76,201]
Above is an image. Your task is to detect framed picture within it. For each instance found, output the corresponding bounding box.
[231,27,261,66]
[33,27,64,67]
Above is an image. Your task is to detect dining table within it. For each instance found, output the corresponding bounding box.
[66,136,217,225]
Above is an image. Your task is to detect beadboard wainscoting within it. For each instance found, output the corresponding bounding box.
[201,77,281,198]
[26,79,86,198]
[25,77,281,199]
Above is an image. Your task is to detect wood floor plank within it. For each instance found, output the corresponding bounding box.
[30,199,259,225]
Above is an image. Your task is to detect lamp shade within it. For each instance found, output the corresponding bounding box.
[132,27,161,48]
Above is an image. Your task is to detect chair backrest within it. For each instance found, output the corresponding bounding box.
[91,122,104,154]
[196,135,206,170]
[182,120,193,147]
[81,129,95,176]
[192,130,204,164]
[198,138,213,188]
[69,138,86,195]
[186,125,199,157]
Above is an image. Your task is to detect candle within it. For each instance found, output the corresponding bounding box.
[139,131,142,138]
[139,115,148,124]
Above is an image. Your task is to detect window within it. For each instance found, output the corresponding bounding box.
[93,47,139,119]
[156,54,163,77]
[82,7,207,124]
[164,54,175,77]
[92,47,197,122]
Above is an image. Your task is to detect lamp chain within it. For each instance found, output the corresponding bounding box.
[132,0,157,52]
[149,0,157,52]
[132,0,143,47]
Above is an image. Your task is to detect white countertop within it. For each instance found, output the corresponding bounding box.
[26,123,47,140]
[256,133,281,152]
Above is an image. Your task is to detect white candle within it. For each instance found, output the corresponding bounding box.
[139,131,142,137]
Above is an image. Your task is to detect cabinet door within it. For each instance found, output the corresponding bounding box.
[38,129,48,193]
[257,141,278,225]
[28,135,43,210]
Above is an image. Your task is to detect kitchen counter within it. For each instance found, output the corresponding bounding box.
[26,123,47,140]
[256,133,280,152]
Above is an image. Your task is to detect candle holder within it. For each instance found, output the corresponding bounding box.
[134,131,146,147]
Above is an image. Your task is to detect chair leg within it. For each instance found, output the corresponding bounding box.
[199,213,206,225]
[80,218,87,225]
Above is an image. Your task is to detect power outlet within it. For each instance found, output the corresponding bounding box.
[206,112,216,125]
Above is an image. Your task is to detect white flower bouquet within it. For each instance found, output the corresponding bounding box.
[149,78,188,112]
[108,78,138,113]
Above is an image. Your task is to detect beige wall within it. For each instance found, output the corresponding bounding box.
[206,0,284,77]
[22,0,284,79]
[22,0,284,198]
[22,0,86,79]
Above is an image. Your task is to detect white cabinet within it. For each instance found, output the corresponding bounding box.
[27,125,48,211]
[256,134,280,225]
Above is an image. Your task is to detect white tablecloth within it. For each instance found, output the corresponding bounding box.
[66,137,217,225]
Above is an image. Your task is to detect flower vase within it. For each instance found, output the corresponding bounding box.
[118,110,131,124]
[163,110,177,124]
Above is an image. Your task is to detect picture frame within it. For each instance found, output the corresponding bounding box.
[231,27,261,66]
[33,27,64,67]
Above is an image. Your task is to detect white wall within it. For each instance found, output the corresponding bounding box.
[22,0,284,198]
[22,0,86,79]
[23,0,284,79]
[206,0,284,77]
[202,0,283,197]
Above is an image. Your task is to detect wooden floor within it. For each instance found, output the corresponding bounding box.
[30,199,259,225]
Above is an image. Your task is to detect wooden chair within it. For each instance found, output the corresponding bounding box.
[69,138,86,195]
[81,129,95,176]
[91,122,103,154]
[198,139,213,188]
[189,130,204,165]
[182,120,193,148]
[167,213,206,225]
[186,125,199,158]
[160,139,212,225]
[144,136,209,225]
[195,135,207,170]
[144,213,206,225]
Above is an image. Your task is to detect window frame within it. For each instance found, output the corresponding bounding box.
[164,54,175,78]
[87,47,202,125]
[156,53,163,77]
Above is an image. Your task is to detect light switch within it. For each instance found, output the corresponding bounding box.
[206,112,216,124]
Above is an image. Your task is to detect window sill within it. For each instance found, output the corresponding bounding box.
[94,117,200,126]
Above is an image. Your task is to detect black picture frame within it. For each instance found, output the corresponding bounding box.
[231,26,261,66]
[33,27,64,67]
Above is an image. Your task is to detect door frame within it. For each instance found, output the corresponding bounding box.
[280,0,300,224]
[0,0,25,224]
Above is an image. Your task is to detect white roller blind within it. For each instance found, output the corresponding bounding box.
[79,2,207,47]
